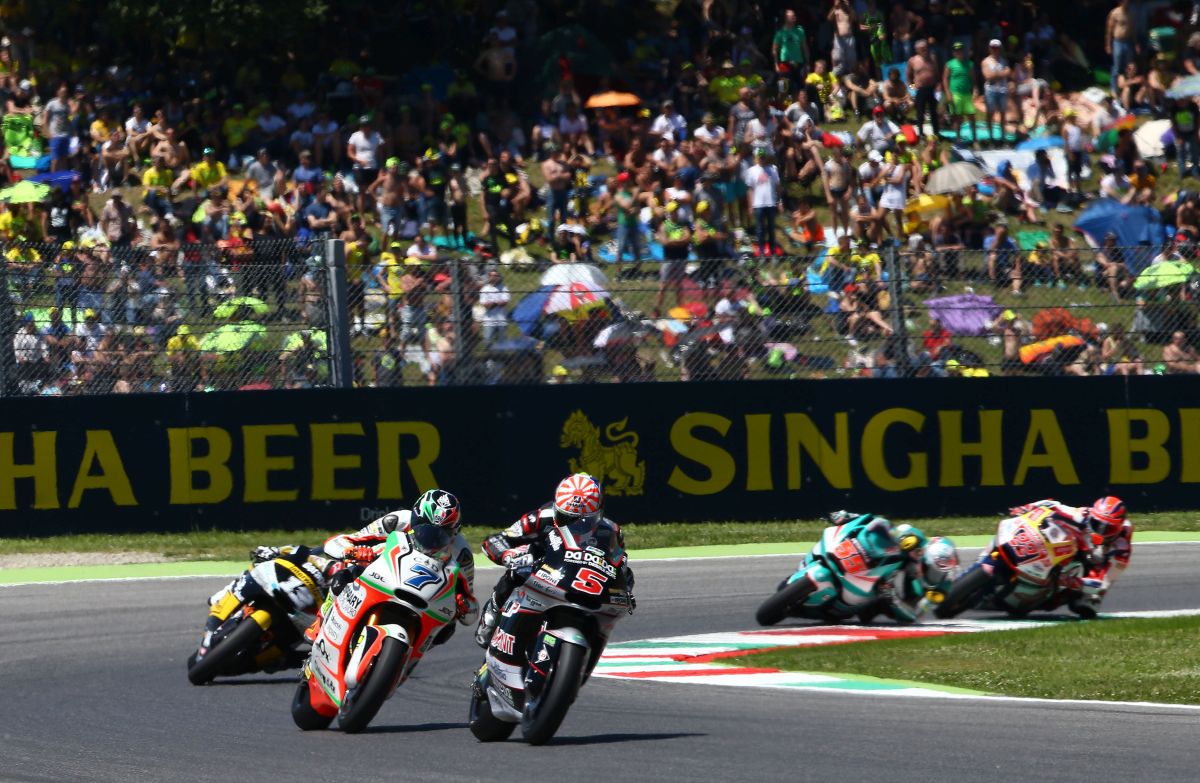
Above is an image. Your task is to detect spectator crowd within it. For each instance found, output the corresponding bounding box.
[5,0,1200,391]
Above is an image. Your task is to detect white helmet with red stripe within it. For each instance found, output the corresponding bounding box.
[553,473,603,524]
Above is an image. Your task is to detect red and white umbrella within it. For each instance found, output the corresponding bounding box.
[543,282,608,321]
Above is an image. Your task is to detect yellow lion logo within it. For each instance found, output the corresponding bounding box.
[560,410,646,496]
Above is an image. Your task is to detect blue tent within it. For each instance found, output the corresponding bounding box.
[1074,198,1163,274]
[511,284,556,337]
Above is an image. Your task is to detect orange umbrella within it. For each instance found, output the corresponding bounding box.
[584,91,641,109]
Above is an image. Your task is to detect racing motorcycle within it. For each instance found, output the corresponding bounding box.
[934,506,1093,619]
[468,518,634,745]
[187,546,327,685]
[292,524,462,733]
[756,513,924,626]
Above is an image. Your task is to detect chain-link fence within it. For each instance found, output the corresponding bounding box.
[344,241,1200,384]
[1,236,335,394]
[6,239,1199,392]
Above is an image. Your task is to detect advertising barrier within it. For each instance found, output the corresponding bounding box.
[1,377,1197,535]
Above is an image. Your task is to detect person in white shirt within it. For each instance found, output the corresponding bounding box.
[743,148,781,256]
[312,110,341,169]
[856,106,900,152]
[286,93,316,122]
[858,149,886,206]
[256,106,288,159]
[693,112,726,148]
[557,103,592,154]
[347,115,384,212]
[650,99,688,140]
[651,134,682,172]
[124,104,153,160]
[477,268,511,346]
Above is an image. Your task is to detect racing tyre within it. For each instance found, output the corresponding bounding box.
[337,637,406,733]
[521,641,586,745]
[934,566,992,619]
[187,619,262,685]
[292,680,334,731]
[469,677,517,742]
[756,577,817,626]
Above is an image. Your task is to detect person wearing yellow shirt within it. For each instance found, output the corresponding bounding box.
[222,103,256,156]
[174,147,228,192]
[142,155,175,218]
[89,111,113,150]
[708,60,742,107]
[375,240,407,335]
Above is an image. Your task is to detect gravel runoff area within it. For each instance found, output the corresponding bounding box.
[0,551,172,568]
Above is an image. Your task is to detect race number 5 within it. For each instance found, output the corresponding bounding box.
[570,568,608,595]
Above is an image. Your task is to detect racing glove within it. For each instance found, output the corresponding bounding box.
[345,545,378,564]
[502,546,535,569]
[456,594,471,620]
[251,546,281,563]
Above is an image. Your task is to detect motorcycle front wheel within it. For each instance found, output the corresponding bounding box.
[186,619,262,685]
[521,641,586,745]
[292,679,335,730]
[337,637,407,733]
[755,576,817,626]
[469,676,517,742]
[934,566,992,619]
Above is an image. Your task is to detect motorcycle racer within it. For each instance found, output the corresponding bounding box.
[1006,496,1131,615]
[474,473,636,647]
[316,489,478,639]
[820,512,942,624]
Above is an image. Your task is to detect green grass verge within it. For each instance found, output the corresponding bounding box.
[3,510,1198,562]
[722,616,1200,705]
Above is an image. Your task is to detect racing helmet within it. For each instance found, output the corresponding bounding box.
[412,488,462,535]
[553,473,604,525]
[893,523,928,559]
[1088,496,1126,543]
[921,536,961,588]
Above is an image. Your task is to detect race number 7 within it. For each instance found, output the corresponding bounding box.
[570,568,608,595]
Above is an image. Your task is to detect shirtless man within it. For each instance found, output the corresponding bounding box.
[151,127,190,170]
[828,0,859,77]
[821,145,855,237]
[1106,0,1139,96]
[908,39,940,136]
[889,1,924,61]
[1163,331,1200,373]
[541,144,573,233]
[369,157,408,238]
[447,163,468,247]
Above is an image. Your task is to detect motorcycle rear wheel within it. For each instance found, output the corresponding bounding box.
[756,577,817,626]
[521,641,586,745]
[292,680,335,730]
[934,566,992,619]
[469,678,517,742]
[337,637,407,733]
[187,619,262,685]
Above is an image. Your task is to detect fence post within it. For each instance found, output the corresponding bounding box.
[322,238,354,389]
[448,255,466,386]
[886,244,911,375]
[0,257,14,396]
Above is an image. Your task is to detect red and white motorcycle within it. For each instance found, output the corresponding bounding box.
[291,524,463,733]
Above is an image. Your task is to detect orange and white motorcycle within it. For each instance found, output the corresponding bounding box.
[934,506,1096,619]
[291,524,464,733]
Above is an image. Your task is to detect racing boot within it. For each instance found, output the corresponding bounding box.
[474,597,499,648]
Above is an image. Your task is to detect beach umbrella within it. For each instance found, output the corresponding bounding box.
[512,284,556,336]
[1134,259,1195,291]
[198,321,268,350]
[1015,135,1064,152]
[0,180,50,203]
[543,282,608,321]
[213,296,269,319]
[925,162,985,194]
[539,261,609,291]
[584,91,640,109]
[1166,74,1200,99]
[1134,119,1171,159]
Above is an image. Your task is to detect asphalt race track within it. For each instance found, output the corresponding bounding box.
[2,545,1199,783]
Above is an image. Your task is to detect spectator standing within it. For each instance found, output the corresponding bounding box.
[827,0,858,77]
[656,201,692,310]
[772,10,811,88]
[1106,0,1138,96]
[99,191,136,246]
[43,82,72,171]
[477,268,511,347]
[347,115,384,214]
[981,39,1011,149]
[984,222,1023,295]
[744,147,781,257]
[1170,99,1199,179]
[943,42,976,143]
[908,40,940,137]
[613,171,642,267]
